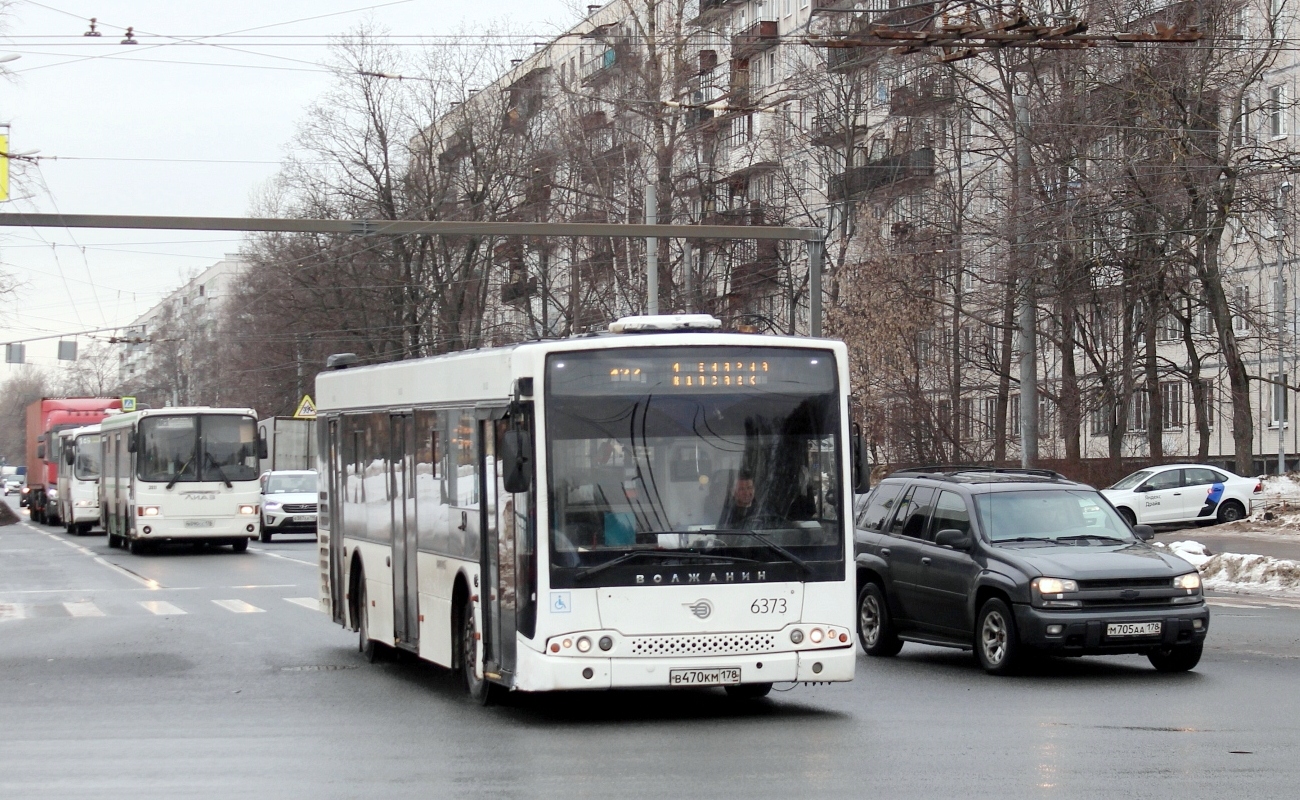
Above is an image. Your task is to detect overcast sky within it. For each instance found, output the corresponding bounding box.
[0,0,577,374]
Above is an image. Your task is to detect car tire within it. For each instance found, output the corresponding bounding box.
[460,600,494,705]
[1117,507,1136,527]
[1216,500,1246,524]
[724,682,773,699]
[975,598,1022,675]
[231,538,249,553]
[1148,643,1203,673]
[259,524,272,543]
[857,582,903,657]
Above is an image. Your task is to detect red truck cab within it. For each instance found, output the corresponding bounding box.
[25,398,123,525]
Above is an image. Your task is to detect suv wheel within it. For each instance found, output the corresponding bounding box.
[975,598,1022,675]
[857,582,903,657]
[1148,643,1203,673]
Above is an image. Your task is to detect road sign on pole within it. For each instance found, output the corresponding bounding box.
[121,396,136,412]
[293,395,317,419]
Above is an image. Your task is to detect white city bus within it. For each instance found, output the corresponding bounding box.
[56,423,104,535]
[100,407,264,554]
[316,316,856,701]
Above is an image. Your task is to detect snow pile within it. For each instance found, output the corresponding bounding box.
[1158,539,1300,596]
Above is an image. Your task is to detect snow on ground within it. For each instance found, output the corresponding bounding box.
[1210,473,1300,538]
[1158,540,1300,597]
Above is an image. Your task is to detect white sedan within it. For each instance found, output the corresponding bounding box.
[1102,464,1261,526]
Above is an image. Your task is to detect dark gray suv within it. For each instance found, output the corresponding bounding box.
[853,467,1209,674]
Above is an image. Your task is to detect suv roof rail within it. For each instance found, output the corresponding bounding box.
[893,465,1070,482]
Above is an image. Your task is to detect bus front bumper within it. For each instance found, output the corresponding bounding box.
[511,644,855,692]
[135,517,258,540]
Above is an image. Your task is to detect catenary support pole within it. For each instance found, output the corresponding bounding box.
[1014,94,1038,468]
[645,184,658,315]
[810,238,824,338]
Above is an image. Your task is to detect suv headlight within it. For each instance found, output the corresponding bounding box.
[1032,576,1081,608]
[263,501,281,512]
[1173,573,1202,591]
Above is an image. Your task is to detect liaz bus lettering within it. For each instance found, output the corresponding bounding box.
[317,316,855,701]
[100,407,265,554]
[56,423,104,535]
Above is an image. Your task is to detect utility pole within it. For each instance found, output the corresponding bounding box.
[646,183,659,315]
[1278,182,1292,475]
[1014,93,1038,467]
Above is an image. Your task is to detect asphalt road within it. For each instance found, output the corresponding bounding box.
[3,497,1299,799]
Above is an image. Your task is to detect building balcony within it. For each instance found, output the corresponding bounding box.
[581,42,633,87]
[826,45,881,74]
[731,20,778,61]
[501,277,537,305]
[828,147,935,202]
[810,111,867,146]
[889,76,957,117]
[693,0,744,26]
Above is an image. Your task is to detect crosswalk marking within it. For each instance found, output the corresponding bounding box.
[284,597,321,611]
[213,599,265,614]
[63,601,105,617]
[140,600,187,615]
[0,603,25,621]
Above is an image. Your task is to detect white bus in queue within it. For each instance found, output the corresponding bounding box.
[100,407,265,554]
[56,423,104,536]
[316,315,858,702]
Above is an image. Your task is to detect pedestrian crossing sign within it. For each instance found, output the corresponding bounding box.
[121,396,136,412]
[293,394,317,419]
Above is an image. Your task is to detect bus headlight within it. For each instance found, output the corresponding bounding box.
[239,505,258,515]
[47,489,58,501]
[576,636,592,653]
[137,506,160,517]
[74,500,95,508]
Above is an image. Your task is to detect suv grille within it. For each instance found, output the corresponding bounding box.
[627,633,777,658]
[1077,577,1170,590]
[282,503,318,514]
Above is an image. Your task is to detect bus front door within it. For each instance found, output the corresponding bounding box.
[390,413,419,652]
[477,415,520,684]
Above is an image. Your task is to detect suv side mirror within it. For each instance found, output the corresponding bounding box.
[501,429,532,493]
[1132,524,1155,542]
[934,528,973,551]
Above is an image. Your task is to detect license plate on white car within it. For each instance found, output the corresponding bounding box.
[1107,621,1161,637]
[292,515,314,523]
[184,519,214,529]
[668,668,741,686]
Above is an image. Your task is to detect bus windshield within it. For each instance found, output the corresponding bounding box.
[74,435,102,481]
[138,414,259,483]
[546,347,843,584]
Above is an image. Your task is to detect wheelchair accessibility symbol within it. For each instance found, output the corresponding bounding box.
[550,592,572,613]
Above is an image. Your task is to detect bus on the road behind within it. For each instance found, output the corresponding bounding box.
[100,407,264,554]
[316,315,856,702]
[56,423,104,536]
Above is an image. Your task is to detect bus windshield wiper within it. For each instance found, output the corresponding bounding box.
[166,454,195,490]
[711,529,813,574]
[574,550,759,583]
[203,451,233,488]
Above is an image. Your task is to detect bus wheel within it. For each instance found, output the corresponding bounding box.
[356,572,381,663]
[231,538,249,553]
[460,601,493,705]
[128,536,149,555]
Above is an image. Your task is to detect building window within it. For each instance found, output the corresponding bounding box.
[1269,85,1287,138]
[1130,390,1150,431]
[1161,381,1183,429]
[1199,381,1215,430]
[982,396,998,436]
[1272,372,1290,427]
[1089,393,1110,437]
[1009,394,1020,438]
[917,329,932,362]
[1234,285,1251,331]
[1157,314,1180,342]
[1039,397,1056,440]
[960,397,975,440]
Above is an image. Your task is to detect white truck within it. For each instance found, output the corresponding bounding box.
[257,417,316,475]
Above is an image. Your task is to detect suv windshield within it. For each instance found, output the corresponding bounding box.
[546,347,844,584]
[1110,470,1153,490]
[138,414,259,483]
[974,489,1135,543]
[266,473,317,493]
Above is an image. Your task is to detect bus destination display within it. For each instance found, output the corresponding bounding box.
[549,347,836,396]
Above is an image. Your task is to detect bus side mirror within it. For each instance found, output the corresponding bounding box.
[501,430,532,493]
[127,433,137,453]
[258,435,269,460]
[64,447,74,466]
[851,424,871,494]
